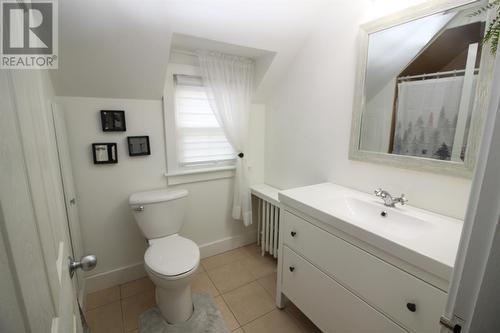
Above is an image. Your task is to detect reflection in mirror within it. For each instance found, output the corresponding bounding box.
[360,5,486,162]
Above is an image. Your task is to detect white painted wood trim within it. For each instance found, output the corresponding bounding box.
[165,167,235,185]
[84,262,147,294]
[51,103,87,298]
[198,229,257,258]
[164,165,236,177]
[360,0,480,33]
[349,0,495,178]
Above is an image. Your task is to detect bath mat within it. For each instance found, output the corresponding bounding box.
[139,293,230,333]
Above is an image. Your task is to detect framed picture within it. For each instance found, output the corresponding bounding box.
[92,143,118,164]
[127,136,151,156]
[100,110,126,132]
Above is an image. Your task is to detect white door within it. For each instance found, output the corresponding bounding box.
[440,50,500,332]
[0,70,84,333]
[51,103,87,301]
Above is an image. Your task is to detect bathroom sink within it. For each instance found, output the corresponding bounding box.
[332,197,433,240]
[278,183,463,280]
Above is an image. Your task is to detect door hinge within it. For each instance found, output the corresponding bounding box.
[440,316,462,333]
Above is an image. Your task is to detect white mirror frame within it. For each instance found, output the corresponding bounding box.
[349,0,495,178]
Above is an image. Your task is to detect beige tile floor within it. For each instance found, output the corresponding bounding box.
[85,243,321,333]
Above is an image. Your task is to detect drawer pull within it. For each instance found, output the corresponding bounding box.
[289,266,295,272]
[406,303,417,312]
[290,231,297,237]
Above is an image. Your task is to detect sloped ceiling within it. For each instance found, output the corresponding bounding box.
[50,0,331,101]
[365,12,454,100]
[170,33,277,93]
[400,22,484,76]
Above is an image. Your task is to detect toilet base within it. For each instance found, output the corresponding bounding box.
[156,284,194,324]
[143,238,200,325]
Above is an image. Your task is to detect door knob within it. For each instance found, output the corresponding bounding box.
[290,231,296,237]
[69,254,97,278]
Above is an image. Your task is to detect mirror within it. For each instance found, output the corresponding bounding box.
[350,0,494,177]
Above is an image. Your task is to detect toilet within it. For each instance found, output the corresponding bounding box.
[129,188,199,324]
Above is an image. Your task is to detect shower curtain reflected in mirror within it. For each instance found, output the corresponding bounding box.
[392,76,477,161]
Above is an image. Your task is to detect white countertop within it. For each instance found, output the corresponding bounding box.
[251,183,280,206]
[278,183,463,282]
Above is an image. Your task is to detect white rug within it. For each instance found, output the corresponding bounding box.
[139,293,230,333]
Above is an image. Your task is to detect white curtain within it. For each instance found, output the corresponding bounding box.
[197,50,254,226]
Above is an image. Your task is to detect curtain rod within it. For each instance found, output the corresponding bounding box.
[398,68,479,81]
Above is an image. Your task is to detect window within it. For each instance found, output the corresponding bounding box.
[172,74,235,166]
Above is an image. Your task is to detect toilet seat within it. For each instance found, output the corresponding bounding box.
[145,234,200,279]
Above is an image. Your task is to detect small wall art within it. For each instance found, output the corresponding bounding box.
[92,143,118,164]
[127,136,151,156]
[100,110,126,132]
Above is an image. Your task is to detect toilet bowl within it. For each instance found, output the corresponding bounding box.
[145,234,199,322]
[129,189,199,324]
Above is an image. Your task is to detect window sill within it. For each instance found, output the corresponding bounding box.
[164,165,236,185]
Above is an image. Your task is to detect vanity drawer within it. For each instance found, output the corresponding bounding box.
[282,246,405,333]
[282,210,446,333]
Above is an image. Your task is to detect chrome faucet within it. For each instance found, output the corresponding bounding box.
[374,188,408,207]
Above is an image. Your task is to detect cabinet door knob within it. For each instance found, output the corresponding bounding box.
[289,266,295,272]
[290,231,296,237]
[406,302,417,312]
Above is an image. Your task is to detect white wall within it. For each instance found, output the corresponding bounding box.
[248,104,266,184]
[58,96,264,292]
[265,0,471,219]
[58,97,165,291]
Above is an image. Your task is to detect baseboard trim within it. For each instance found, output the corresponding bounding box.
[84,230,257,295]
[198,230,257,258]
[85,261,146,294]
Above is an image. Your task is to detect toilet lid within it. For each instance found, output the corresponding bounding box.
[145,235,200,277]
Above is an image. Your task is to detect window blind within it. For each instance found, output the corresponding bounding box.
[174,74,235,165]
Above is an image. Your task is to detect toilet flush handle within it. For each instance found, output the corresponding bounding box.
[134,206,144,212]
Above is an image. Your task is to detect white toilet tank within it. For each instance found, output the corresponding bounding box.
[129,189,188,240]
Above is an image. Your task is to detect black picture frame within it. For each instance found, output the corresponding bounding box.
[127,136,151,156]
[100,110,126,132]
[92,143,118,164]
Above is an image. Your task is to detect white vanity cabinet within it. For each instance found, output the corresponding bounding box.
[276,183,462,333]
[276,184,461,333]
[278,210,446,332]
[282,245,404,333]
